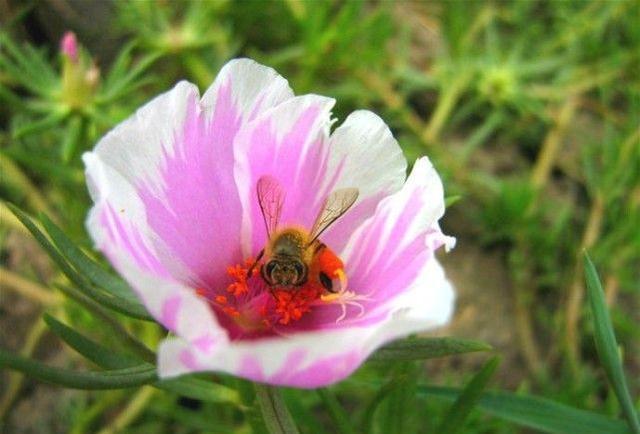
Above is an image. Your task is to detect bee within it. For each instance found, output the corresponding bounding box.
[250,175,358,294]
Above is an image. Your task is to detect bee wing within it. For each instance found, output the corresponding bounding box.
[257,175,285,237]
[309,188,359,243]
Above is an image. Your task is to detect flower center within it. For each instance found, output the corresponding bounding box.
[196,244,372,337]
[197,257,328,334]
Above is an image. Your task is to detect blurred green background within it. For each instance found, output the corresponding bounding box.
[1,1,638,433]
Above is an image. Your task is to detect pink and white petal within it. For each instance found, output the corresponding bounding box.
[158,258,453,388]
[201,58,294,123]
[233,95,337,255]
[267,157,453,330]
[322,111,408,253]
[341,157,450,305]
[106,248,228,352]
[89,59,296,289]
[158,326,370,388]
[85,156,228,349]
[84,152,179,280]
[380,257,455,330]
[91,81,200,194]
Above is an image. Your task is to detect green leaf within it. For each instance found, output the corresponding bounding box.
[379,362,419,434]
[316,389,358,434]
[158,376,240,405]
[0,348,157,390]
[362,371,409,434]
[445,195,463,208]
[53,283,155,364]
[61,116,84,163]
[13,110,69,139]
[420,386,630,434]
[436,356,501,434]
[255,384,300,434]
[369,337,492,362]
[43,313,139,370]
[584,252,640,434]
[1,331,237,403]
[7,205,152,321]
[40,214,146,308]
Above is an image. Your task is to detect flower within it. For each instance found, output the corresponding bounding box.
[60,31,79,63]
[84,58,455,388]
[59,31,99,111]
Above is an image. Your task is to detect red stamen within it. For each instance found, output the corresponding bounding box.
[214,256,345,329]
[225,263,250,296]
[273,285,323,325]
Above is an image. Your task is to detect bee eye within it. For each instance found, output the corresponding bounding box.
[264,261,277,283]
[293,261,306,283]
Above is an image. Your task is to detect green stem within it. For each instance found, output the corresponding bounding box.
[254,384,300,434]
[317,388,358,434]
[423,71,473,144]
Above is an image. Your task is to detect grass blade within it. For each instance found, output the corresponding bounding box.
[53,283,155,364]
[157,376,240,405]
[0,349,157,390]
[435,356,501,434]
[420,386,630,434]
[369,337,492,362]
[317,388,358,434]
[38,213,147,312]
[43,313,139,369]
[255,384,300,434]
[584,252,640,434]
[6,203,152,321]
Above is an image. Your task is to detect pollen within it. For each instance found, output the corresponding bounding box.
[225,262,254,296]
[273,285,323,325]
[209,256,350,331]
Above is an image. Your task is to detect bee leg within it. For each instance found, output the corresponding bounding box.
[334,269,348,293]
[247,249,264,278]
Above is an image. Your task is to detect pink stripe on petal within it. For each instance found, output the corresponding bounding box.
[239,356,265,382]
[271,350,362,388]
[138,86,244,289]
[269,349,307,384]
[161,295,182,331]
[99,205,171,278]
[235,96,336,255]
[180,349,200,371]
[193,334,217,354]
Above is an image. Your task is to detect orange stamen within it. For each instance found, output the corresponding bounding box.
[215,254,351,328]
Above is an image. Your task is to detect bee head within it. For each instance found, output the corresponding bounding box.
[262,258,307,287]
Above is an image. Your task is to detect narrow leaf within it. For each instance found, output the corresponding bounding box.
[584,252,640,434]
[43,313,139,369]
[53,283,156,364]
[380,362,418,434]
[255,384,300,434]
[369,337,492,362]
[317,388,358,434]
[362,373,407,434]
[0,349,156,390]
[39,213,149,318]
[158,376,241,405]
[6,204,151,321]
[40,214,153,321]
[436,356,501,434]
[420,386,630,434]
[1,346,238,404]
